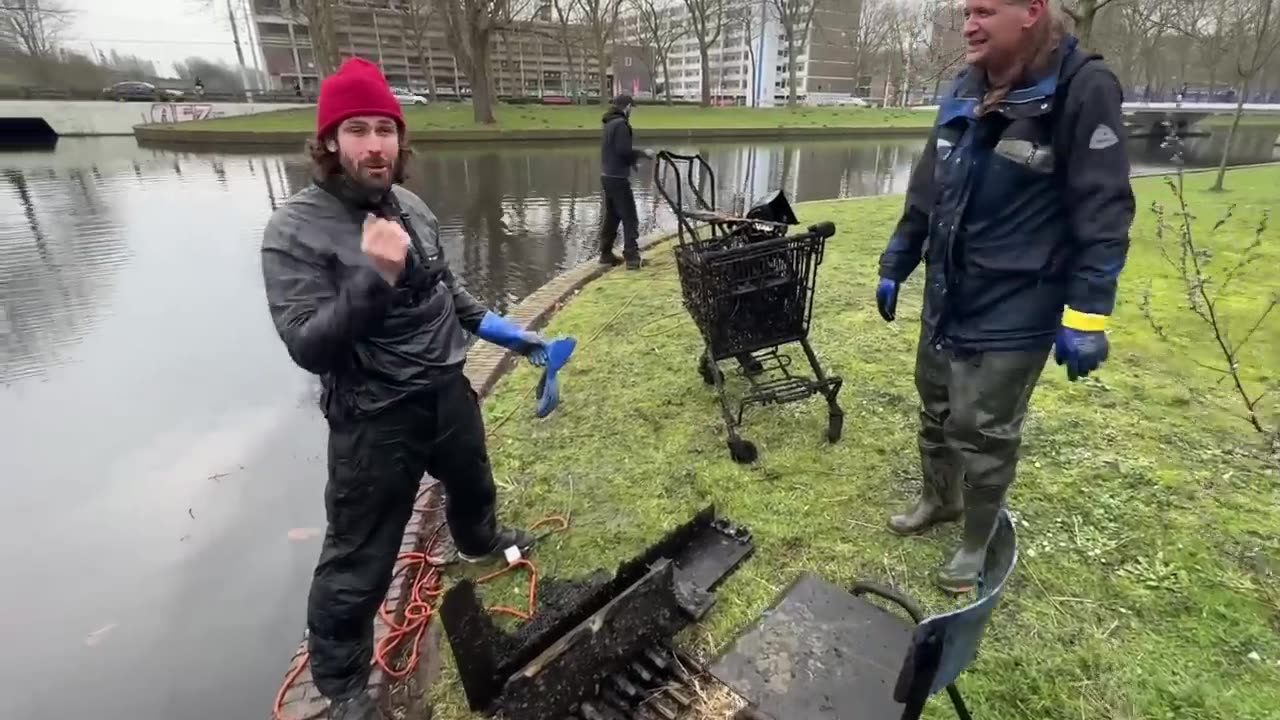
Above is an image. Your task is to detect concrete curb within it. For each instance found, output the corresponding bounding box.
[134,123,930,148]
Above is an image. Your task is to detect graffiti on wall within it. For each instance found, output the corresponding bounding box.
[145,104,229,124]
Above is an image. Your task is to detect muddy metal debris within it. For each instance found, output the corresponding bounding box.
[439,506,754,720]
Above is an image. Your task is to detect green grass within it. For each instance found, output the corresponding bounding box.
[162,103,935,133]
[427,167,1280,719]
[1200,113,1280,129]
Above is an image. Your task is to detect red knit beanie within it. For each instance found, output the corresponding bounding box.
[316,57,405,138]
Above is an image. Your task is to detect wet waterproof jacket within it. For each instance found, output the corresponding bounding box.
[261,176,488,422]
[879,36,1135,352]
[601,106,640,178]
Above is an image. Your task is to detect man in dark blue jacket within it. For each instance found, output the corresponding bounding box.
[875,0,1135,593]
[598,94,654,270]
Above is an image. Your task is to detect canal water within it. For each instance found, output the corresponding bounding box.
[0,126,1275,720]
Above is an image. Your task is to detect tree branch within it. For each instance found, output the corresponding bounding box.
[1234,297,1279,355]
[1150,156,1276,436]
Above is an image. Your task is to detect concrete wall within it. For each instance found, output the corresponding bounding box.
[0,100,307,137]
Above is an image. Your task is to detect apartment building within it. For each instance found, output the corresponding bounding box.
[248,0,605,98]
[615,0,862,106]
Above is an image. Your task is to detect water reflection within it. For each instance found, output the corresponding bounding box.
[0,164,130,384]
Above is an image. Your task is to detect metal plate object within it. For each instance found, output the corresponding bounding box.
[709,572,913,720]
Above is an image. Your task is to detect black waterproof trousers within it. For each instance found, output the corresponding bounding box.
[307,371,498,700]
[914,331,1049,511]
[599,175,640,261]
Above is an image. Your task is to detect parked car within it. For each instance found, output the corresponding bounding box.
[102,81,184,102]
[803,93,871,108]
[391,87,428,105]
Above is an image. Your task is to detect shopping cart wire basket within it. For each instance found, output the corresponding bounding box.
[654,150,844,464]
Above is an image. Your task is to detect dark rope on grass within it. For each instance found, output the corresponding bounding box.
[635,310,687,338]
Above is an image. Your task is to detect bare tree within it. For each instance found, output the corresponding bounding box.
[579,0,623,101]
[396,0,440,100]
[1092,0,1175,94]
[632,0,688,104]
[919,0,965,98]
[1062,0,1127,48]
[769,0,818,106]
[733,0,761,106]
[440,0,531,123]
[0,0,74,57]
[1171,0,1280,190]
[883,0,931,106]
[1186,0,1233,95]
[682,0,726,105]
[847,0,895,98]
[295,0,342,77]
[550,0,584,99]
[174,56,245,90]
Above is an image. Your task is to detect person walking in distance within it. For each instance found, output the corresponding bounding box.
[260,58,545,719]
[598,93,655,270]
[874,0,1135,593]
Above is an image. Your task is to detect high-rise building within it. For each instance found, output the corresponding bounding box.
[616,0,863,106]
[248,0,606,98]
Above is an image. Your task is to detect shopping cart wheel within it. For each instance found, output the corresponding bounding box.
[699,353,723,386]
[826,410,845,444]
[728,437,758,464]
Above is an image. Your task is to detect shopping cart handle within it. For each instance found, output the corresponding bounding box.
[808,221,836,239]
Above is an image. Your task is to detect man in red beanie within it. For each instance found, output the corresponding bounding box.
[260,57,544,720]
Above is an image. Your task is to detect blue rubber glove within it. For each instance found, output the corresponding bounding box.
[535,337,577,418]
[876,278,899,322]
[1054,308,1110,381]
[477,312,547,366]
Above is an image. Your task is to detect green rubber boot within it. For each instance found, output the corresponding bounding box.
[935,497,1001,594]
[887,452,963,536]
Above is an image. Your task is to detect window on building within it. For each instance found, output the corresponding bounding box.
[624,56,632,67]
[857,75,873,97]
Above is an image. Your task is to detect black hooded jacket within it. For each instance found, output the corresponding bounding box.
[260,175,488,422]
[601,106,640,178]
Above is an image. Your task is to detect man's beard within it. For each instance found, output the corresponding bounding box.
[340,153,396,190]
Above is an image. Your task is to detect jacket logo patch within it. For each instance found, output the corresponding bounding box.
[1089,124,1119,150]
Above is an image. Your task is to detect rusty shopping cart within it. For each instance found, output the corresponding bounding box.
[653,151,844,464]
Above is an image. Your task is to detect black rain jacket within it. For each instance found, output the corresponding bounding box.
[601,106,640,178]
[260,176,488,422]
[879,35,1136,351]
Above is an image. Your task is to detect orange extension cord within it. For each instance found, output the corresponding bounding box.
[273,508,569,720]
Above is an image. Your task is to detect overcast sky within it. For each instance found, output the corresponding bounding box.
[60,0,256,76]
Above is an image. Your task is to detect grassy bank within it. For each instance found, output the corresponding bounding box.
[152,103,935,134]
[429,167,1280,719]
[1201,113,1280,129]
